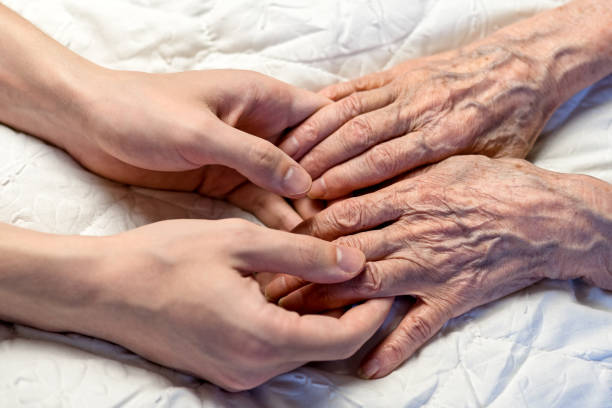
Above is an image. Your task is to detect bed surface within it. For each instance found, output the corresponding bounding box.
[1,0,611,407]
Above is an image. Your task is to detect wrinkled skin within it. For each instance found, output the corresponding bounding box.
[281,42,559,200]
[267,156,612,379]
[61,69,329,229]
[86,218,392,391]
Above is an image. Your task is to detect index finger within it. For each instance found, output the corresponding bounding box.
[227,183,303,231]
[294,189,403,240]
[279,89,394,161]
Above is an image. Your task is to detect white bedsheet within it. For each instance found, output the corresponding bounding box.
[1,0,611,406]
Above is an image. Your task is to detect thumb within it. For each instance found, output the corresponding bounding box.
[200,119,313,198]
[233,225,366,284]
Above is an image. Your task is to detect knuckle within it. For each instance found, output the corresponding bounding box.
[354,75,373,90]
[329,199,364,231]
[342,95,363,118]
[404,314,433,343]
[365,143,399,175]
[382,341,408,366]
[248,141,281,171]
[296,119,321,146]
[357,263,384,295]
[334,235,360,249]
[345,116,374,151]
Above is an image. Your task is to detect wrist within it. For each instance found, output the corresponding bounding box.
[484,0,612,110]
[0,224,108,334]
[0,5,108,152]
[540,172,612,283]
[2,59,108,152]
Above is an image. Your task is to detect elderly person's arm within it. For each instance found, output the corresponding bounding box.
[268,155,612,379]
[283,0,612,200]
[0,4,328,229]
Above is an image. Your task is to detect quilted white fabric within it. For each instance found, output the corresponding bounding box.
[1,0,611,407]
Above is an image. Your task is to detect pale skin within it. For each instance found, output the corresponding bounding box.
[2,0,612,392]
[268,0,612,379]
[282,0,612,201]
[0,219,393,391]
[0,4,328,230]
[0,4,395,391]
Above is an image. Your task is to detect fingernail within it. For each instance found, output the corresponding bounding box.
[278,294,298,310]
[282,136,300,158]
[278,289,305,311]
[307,178,327,199]
[336,246,365,275]
[264,276,286,302]
[278,296,288,309]
[283,166,311,197]
[358,358,380,379]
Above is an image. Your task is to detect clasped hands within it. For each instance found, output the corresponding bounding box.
[66,53,609,389]
[262,41,612,379]
[6,0,610,392]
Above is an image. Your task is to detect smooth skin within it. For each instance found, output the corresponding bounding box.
[0,220,392,391]
[0,4,328,230]
[0,3,393,391]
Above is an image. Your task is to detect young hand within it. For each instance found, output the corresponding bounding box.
[0,219,392,391]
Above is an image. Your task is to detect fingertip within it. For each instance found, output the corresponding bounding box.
[264,276,286,302]
[357,358,381,380]
[282,165,312,198]
[278,293,299,310]
[363,353,398,380]
[293,197,326,220]
[307,177,327,199]
[280,135,301,158]
[290,219,312,235]
[277,285,315,312]
[336,246,365,276]
[265,274,307,302]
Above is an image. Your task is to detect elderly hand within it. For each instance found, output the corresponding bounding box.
[268,155,612,379]
[0,219,392,391]
[281,0,612,200]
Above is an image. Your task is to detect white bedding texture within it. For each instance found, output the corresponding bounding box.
[1,0,611,407]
